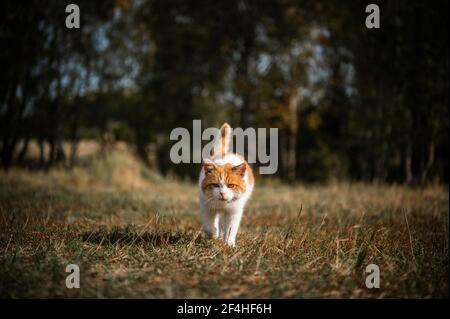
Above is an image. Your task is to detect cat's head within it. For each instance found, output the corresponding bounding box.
[201,159,247,203]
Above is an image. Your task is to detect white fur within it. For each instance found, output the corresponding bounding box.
[198,154,253,246]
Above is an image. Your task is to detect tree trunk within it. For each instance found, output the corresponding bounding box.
[16,137,30,165]
[237,37,254,128]
[38,139,45,166]
[48,139,55,166]
[1,70,29,169]
[70,140,78,167]
[0,139,17,170]
[286,89,300,182]
[69,113,79,167]
[405,141,413,184]
[421,142,435,183]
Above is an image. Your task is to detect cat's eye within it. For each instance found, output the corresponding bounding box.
[211,183,220,188]
[227,184,238,189]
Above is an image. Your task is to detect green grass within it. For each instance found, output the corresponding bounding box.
[0,152,448,298]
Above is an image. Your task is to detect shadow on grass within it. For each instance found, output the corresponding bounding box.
[81,227,201,247]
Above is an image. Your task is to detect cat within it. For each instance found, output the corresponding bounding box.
[198,123,254,247]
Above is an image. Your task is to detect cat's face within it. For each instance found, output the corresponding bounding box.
[201,161,247,203]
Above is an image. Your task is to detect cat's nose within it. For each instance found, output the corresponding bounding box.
[219,191,225,198]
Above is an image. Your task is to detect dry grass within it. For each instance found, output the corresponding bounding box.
[0,145,448,298]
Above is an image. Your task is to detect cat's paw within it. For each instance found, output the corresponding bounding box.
[226,240,236,247]
[203,227,219,239]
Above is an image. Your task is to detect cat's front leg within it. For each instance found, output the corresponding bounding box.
[200,202,219,238]
[222,206,244,247]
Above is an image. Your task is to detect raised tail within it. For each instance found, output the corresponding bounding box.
[213,123,231,158]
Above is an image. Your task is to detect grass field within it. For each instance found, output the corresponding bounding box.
[0,144,448,298]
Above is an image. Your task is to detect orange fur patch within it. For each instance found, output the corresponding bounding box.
[202,163,252,194]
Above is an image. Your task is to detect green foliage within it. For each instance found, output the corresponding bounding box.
[0,0,448,184]
[106,121,135,142]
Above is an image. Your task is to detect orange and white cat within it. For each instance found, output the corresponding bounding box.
[198,123,254,247]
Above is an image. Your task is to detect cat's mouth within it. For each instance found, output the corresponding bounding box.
[220,197,239,203]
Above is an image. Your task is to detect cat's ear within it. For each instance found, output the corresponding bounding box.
[202,158,214,174]
[232,163,246,177]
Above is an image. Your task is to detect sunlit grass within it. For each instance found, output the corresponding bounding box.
[0,147,448,298]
